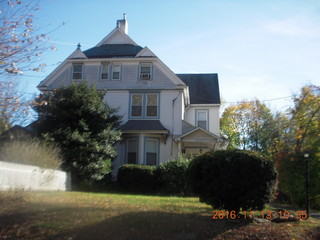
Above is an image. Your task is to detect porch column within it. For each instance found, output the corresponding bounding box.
[178,140,182,154]
[138,133,144,164]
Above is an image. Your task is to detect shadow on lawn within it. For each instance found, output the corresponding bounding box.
[64,211,252,240]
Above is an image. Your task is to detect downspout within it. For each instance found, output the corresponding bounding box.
[171,92,181,156]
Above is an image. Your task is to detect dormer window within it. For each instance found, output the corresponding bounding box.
[72,63,83,80]
[112,64,121,80]
[139,63,152,80]
[101,62,110,80]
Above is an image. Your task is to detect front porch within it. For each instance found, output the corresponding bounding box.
[175,122,228,157]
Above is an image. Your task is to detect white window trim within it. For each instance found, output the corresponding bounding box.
[100,62,110,80]
[126,138,139,164]
[72,63,84,80]
[129,93,159,119]
[196,109,209,130]
[112,64,121,80]
[139,63,152,80]
[130,94,144,118]
[144,137,159,166]
[145,93,159,118]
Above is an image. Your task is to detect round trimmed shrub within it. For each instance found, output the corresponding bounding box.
[117,164,159,193]
[157,155,191,194]
[187,150,277,212]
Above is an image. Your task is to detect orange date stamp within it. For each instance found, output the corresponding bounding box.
[212,210,308,220]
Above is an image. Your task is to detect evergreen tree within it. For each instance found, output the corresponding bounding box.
[35,83,122,184]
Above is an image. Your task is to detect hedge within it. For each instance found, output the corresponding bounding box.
[117,164,159,193]
[187,150,277,212]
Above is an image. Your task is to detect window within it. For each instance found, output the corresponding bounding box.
[131,94,143,117]
[145,138,158,166]
[146,94,158,117]
[112,64,121,80]
[130,93,159,118]
[196,110,208,130]
[101,62,109,80]
[139,63,152,80]
[72,64,83,80]
[126,139,138,164]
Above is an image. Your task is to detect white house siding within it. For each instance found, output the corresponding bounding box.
[159,90,183,136]
[84,64,100,82]
[185,105,220,136]
[104,90,129,123]
[47,67,71,89]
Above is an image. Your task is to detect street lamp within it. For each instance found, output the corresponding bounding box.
[304,151,310,219]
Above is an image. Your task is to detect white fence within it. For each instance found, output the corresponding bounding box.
[0,161,71,191]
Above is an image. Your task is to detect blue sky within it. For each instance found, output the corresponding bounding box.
[20,0,320,112]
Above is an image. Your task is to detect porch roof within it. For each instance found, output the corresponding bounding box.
[175,126,226,143]
[119,120,169,133]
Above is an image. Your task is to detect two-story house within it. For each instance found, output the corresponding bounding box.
[37,16,228,177]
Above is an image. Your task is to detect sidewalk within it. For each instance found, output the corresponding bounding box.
[270,203,320,220]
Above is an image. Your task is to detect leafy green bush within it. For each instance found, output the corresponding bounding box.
[187,150,277,212]
[157,154,191,194]
[0,139,62,169]
[117,164,159,193]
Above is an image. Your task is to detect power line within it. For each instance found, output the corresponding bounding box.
[223,96,293,104]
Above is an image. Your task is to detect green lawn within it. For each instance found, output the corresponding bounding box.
[0,191,319,240]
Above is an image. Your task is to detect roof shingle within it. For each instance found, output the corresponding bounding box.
[83,44,143,58]
[120,120,169,132]
[176,74,221,104]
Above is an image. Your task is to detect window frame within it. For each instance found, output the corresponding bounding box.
[196,109,209,130]
[145,93,159,118]
[100,62,110,80]
[130,94,144,118]
[112,64,121,80]
[139,63,152,80]
[126,138,139,164]
[72,63,83,80]
[129,92,159,119]
[144,137,159,166]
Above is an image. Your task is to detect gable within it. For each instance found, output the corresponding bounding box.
[68,49,87,59]
[177,74,221,104]
[96,28,137,46]
[136,47,157,57]
[177,127,224,142]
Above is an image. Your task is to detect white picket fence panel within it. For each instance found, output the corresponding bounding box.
[0,161,71,191]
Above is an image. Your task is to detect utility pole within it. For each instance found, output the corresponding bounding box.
[304,151,310,219]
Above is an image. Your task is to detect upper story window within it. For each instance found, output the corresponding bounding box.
[112,64,121,80]
[101,62,110,80]
[146,94,158,117]
[130,93,159,118]
[196,109,208,130]
[131,94,143,117]
[72,63,83,80]
[139,63,152,80]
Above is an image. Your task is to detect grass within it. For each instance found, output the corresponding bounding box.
[0,191,319,240]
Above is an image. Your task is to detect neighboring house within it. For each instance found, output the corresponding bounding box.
[37,15,228,177]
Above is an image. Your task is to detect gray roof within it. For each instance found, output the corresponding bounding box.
[120,120,169,132]
[176,74,220,104]
[83,44,143,58]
